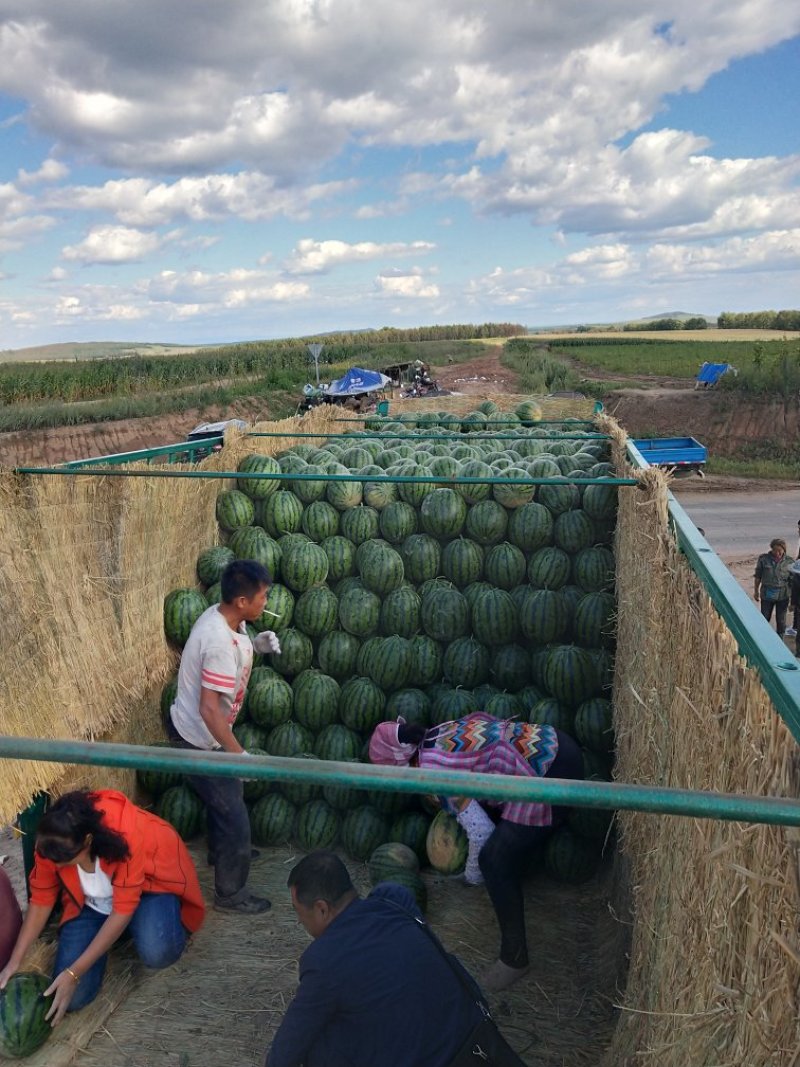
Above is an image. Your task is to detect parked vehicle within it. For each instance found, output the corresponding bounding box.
[631,436,707,476]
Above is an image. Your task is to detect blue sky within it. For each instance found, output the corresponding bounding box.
[0,2,798,349]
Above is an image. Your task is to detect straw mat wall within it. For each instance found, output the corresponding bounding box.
[601,415,800,1066]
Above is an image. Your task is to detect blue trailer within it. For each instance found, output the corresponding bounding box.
[631,436,708,476]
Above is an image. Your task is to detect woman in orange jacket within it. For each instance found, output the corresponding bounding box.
[0,789,205,1025]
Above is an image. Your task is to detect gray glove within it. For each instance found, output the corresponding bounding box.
[253,630,281,655]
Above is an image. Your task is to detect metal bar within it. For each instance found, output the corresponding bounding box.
[333,418,597,425]
[3,735,800,826]
[14,466,639,487]
[626,441,800,742]
[61,439,223,469]
[248,431,609,441]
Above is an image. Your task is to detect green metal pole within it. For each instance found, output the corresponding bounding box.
[247,431,609,441]
[3,736,800,827]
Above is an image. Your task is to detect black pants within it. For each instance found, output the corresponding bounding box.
[166,722,252,903]
[478,730,584,968]
[760,597,789,636]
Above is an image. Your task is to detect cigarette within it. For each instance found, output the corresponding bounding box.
[262,609,281,618]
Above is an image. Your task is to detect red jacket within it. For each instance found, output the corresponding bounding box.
[29,790,205,933]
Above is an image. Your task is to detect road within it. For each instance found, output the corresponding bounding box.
[672,488,799,561]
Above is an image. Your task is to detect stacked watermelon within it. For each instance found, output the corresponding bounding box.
[159,399,618,880]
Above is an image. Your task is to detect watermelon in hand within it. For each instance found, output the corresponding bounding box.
[0,972,53,1058]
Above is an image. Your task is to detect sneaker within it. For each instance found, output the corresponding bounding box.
[213,893,271,915]
[479,959,530,993]
[207,848,260,865]
[785,627,797,637]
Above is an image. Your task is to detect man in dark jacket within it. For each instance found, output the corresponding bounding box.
[264,851,484,1067]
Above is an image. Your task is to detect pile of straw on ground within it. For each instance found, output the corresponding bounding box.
[601,414,800,1066]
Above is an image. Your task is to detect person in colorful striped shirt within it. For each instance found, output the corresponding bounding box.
[369,712,583,992]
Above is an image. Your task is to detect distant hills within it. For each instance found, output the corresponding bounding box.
[0,341,204,363]
[529,312,713,333]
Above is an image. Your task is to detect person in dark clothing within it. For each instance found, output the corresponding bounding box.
[754,538,794,636]
[264,852,485,1067]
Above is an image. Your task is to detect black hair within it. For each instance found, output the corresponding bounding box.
[220,560,271,603]
[397,722,426,747]
[287,850,354,907]
[35,791,131,865]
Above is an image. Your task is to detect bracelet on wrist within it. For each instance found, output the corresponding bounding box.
[65,967,80,984]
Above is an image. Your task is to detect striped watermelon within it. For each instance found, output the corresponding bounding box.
[420,489,468,539]
[320,535,356,581]
[379,501,419,544]
[341,806,390,861]
[537,479,581,516]
[249,793,296,846]
[544,828,600,884]
[270,627,314,677]
[216,489,255,531]
[358,542,405,596]
[443,636,490,689]
[368,842,420,883]
[426,812,468,874]
[290,464,328,505]
[205,582,222,606]
[553,510,595,554]
[317,629,361,680]
[340,675,387,732]
[0,973,52,1058]
[409,635,443,686]
[196,546,235,586]
[471,587,517,646]
[315,723,362,761]
[530,697,575,733]
[261,490,304,538]
[507,502,553,552]
[381,868,428,913]
[293,585,338,638]
[228,527,282,578]
[400,534,442,584]
[323,759,367,810]
[515,400,543,425]
[516,684,545,716]
[242,748,271,802]
[421,585,470,642]
[236,453,281,500]
[574,697,614,755]
[572,546,615,593]
[294,799,341,851]
[527,546,571,590]
[256,583,294,632]
[233,721,268,751]
[340,505,380,545]
[543,645,601,708]
[465,500,508,545]
[160,676,178,729]
[380,585,421,638]
[485,691,522,718]
[397,464,436,509]
[281,541,329,593]
[441,538,484,588]
[389,812,432,864]
[155,785,204,840]
[248,675,294,728]
[484,541,527,590]
[385,688,430,728]
[573,592,616,650]
[365,637,413,692]
[492,467,536,509]
[582,483,618,520]
[356,636,382,678]
[163,589,207,646]
[454,459,493,503]
[519,588,568,645]
[301,501,340,542]
[338,583,381,638]
[292,670,341,732]
[326,476,363,511]
[280,753,323,806]
[464,580,494,609]
[490,643,531,692]
[430,687,479,725]
[267,720,315,757]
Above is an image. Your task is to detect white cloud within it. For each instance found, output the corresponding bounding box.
[16,159,69,186]
[376,268,440,298]
[646,229,800,276]
[61,225,166,264]
[285,238,435,274]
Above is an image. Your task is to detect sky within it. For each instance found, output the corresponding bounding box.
[0,1,799,349]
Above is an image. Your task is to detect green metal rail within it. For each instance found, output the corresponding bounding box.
[248,431,609,442]
[626,440,800,742]
[334,418,598,425]
[61,439,224,469]
[3,735,800,827]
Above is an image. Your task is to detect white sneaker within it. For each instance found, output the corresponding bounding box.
[786,627,797,637]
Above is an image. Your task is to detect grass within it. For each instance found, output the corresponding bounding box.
[705,456,800,480]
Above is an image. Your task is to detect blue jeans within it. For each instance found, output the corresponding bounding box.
[54,894,187,1012]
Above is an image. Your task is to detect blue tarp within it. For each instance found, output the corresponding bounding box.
[696,362,731,385]
[326,367,391,396]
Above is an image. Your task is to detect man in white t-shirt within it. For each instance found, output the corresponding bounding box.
[168,559,279,914]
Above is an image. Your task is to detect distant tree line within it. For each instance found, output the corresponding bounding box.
[623,317,708,331]
[309,323,526,344]
[717,310,800,330]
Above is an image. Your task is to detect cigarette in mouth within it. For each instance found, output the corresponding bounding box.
[262,609,281,617]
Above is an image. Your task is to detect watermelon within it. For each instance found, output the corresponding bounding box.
[537,479,581,516]
[341,806,390,861]
[358,542,405,596]
[492,467,536,509]
[388,812,432,864]
[254,583,294,632]
[465,500,508,545]
[270,627,314,677]
[136,741,184,796]
[441,538,484,588]
[216,489,255,531]
[483,542,527,590]
[471,587,517,646]
[154,785,204,840]
[379,585,421,638]
[326,476,363,511]
[409,635,443,686]
[317,629,361,680]
[426,811,468,874]
[544,828,601,884]
[204,582,222,606]
[320,535,356,581]
[163,588,207,646]
[443,636,490,689]
[582,483,618,520]
[260,490,304,538]
[381,868,428,913]
[454,459,493,503]
[384,688,430,728]
[293,585,339,638]
[573,592,616,650]
[507,502,553,552]
[430,687,479,725]
[553,510,595,555]
[322,758,367,810]
[339,676,387,732]
[485,692,521,718]
[396,464,436,509]
[574,697,614,755]
[338,583,381,638]
[421,585,470,642]
[516,399,543,425]
[242,748,271,802]
[233,721,268,751]
[196,546,235,586]
[292,670,341,732]
[294,799,341,851]
[301,501,340,542]
[379,501,419,544]
[419,489,468,539]
[267,720,314,757]
[530,697,575,733]
[398,534,440,584]
[519,588,568,645]
[527,547,572,590]
[543,645,601,708]
[160,675,178,729]
[227,526,282,575]
[368,841,420,884]
[235,453,280,499]
[249,793,296,846]
[0,973,52,1059]
[572,546,615,593]
[516,684,545,716]
[490,643,531,692]
[340,506,380,545]
[315,723,362,761]
[281,541,329,593]
[246,675,293,729]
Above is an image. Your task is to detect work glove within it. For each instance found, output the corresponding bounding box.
[253,630,281,655]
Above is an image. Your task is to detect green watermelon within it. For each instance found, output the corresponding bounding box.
[519,588,568,645]
[216,489,255,531]
[293,585,339,638]
[419,488,468,539]
[136,741,184,796]
[384,688,430,728]
[409,635,443,686]
[400,534,442,584]
[280,753,323,806]
[249,793,296,846]
[163,588,207,646]
[154,785,204,840]
[340,505,380,545]
[573,592,616,650]
[485,692,522,718]
[248,675,294,728]
[281,542,329,593]
[492,467,536,509]
[465,500,508,545]
[320,535,356,581]
[396,464,436,509]
[572,546,615,593]
[339,676,387,732]
[430,687,479,725]
[160,675,178,729]
[443,636,490,689]
[261,490,304,538]
[490,643,531,692]
[389,811,432,864]
[270,628,314,677]
[454,459,493,503]
[317,629,361,680]
[544,828,601,884]
[543,645,601,708]
[527,547,572,590]
[294,799,341,851]
[322,758,367,810]
[315,723,362,761]
[379,501,419,544]
[326,476,363,511]
[0,973,53,1058]
[368,841,420,884]
[267,720,314,757]
[292,670,341,732]
[381,868,428,913]
[196,546,235,586]
[227,526,282,575]
[232,721,268,751]
[471,587,517,646]
[255,583,294,632]
[236,453,281,500]
[341,806,390,861]
[441,538,484,588]
[574,697,614,755]
[242,748,271,802]
[301,500,340,542]
[426,811,468,874]
[530,697,575,734]
[421,585,470,642]
[553,510,595,555]
[483,541,527,590]
[338,583,381,638]
[582,483,618,520]
[380,585,421,638]
[358,542,405,596]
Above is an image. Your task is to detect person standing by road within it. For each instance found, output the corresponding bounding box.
[167,559,279,915]
[754,539,794,637]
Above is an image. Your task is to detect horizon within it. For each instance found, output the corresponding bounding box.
[0,4,798,349]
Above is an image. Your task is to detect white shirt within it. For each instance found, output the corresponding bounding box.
[170,605,253,750]
[77,858,114,916]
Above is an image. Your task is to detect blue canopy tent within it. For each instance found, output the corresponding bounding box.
[326,367,392,396]
[695,362,735,389]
